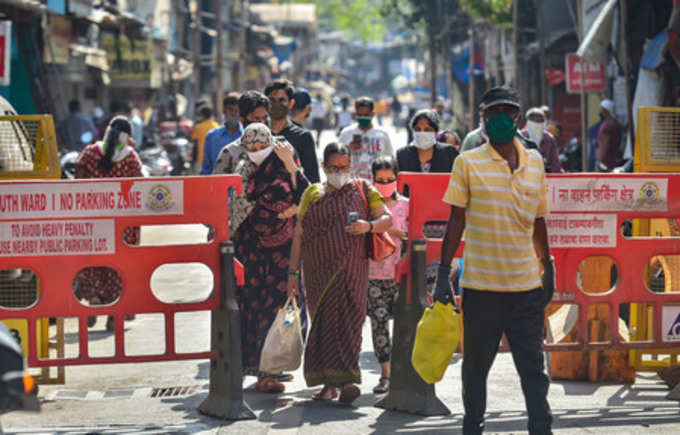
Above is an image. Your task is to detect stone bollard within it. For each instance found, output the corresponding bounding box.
[199,241,255,420]
[375,239,450,416]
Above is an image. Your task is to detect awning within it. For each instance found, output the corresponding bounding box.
[0,0,45,14]
[69,43,108,71]
[249,4,316,28]
[576,0,617,62]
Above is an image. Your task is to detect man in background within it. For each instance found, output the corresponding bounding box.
[58,99,97,152]
[290,89,312,128]
[201,92,243,175]
[191,104,219,173]
[597,99,622,172]
[338,96,394,180]
[519,107,561,173]
[335,94,354,136]
[264,79,319,183]
[309,93,329,142]
[212,90,269,175]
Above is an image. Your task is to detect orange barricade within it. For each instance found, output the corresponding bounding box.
[0,175,243,367]
[397,172,680,352]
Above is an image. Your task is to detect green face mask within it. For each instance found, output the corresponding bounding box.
[357,116,372,128]
[485,112,516,145]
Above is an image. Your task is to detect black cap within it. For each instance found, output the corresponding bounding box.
[480,86,520,111]
[292,89,311,110]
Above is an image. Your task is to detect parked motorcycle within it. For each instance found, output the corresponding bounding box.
[0,322,39,418]
[139,135,173,177]
[59,151,79,180]
[158,121,194,176]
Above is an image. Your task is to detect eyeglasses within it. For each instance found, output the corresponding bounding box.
[325,165,350,173]
[374,179,396,184]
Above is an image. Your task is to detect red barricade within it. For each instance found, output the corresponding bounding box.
[397,172,680,351]
[0,176,243,366]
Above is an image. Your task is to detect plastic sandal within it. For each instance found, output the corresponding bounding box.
[255,377,285,394]
[312,385,338,400]
[373,376,390,394]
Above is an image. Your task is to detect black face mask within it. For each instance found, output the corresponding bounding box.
[599,112,605,122]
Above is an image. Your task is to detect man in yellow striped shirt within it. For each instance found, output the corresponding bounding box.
[434,87,555,435]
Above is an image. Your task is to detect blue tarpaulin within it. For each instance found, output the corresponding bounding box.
[641,30,668,70]
[451,44,483,84]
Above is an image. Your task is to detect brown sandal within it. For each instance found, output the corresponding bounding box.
[339,384,361,404]
[312,385,338,400]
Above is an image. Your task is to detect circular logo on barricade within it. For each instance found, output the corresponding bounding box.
[640,182,660,201]
[148,184,173,210]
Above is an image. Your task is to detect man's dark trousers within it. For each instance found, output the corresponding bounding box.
[461,288,552,435]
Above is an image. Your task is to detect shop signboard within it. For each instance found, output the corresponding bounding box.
[101,33,160,88]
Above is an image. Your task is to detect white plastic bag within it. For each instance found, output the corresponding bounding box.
[259,296,303,374]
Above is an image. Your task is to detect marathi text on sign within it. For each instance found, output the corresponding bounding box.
[547,177,668,212]
[546,214,617,248]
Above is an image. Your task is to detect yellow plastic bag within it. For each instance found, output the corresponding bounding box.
[411,301,461,384]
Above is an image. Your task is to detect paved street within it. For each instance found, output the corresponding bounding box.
[3,294,680,433]
[3,127,680,433]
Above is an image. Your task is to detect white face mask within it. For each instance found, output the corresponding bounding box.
[526,120,545,144]
[247,146,273,166]
[326,172,351,189]
[413,131,436,149]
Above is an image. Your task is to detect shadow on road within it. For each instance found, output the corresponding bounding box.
[365,405,680,434]
[161,380,680,434]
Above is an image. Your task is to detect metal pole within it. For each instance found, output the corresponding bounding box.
[577,0,588,172]
[512,0,519,88]
[429,34,438,106]
[238,0,248,90]
[192,0,201,105]
[468,26,475,131]
[538,0,547,103]
[215,0,224,120]
[620,0,635,153]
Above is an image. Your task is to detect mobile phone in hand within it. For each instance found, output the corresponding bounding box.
[346,211,359,226]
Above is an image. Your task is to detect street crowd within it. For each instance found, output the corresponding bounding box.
[58,77,625,435]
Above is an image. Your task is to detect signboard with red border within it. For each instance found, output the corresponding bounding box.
[565,53,606,94]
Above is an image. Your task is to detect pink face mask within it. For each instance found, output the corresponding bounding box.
[376,180,397,198]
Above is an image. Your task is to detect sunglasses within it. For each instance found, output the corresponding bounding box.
[325,165,350,173]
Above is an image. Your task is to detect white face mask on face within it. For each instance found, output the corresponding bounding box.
[526,120,545,144]
[326,172,351,189]
[413,131,436,149]
[247,146,273,166]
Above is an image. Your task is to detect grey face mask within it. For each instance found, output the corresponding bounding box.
[224,115,239,129]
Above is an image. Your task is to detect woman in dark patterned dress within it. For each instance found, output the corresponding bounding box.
[232,123,309,394]
[74,116,142,331]
[286,143,392,403]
